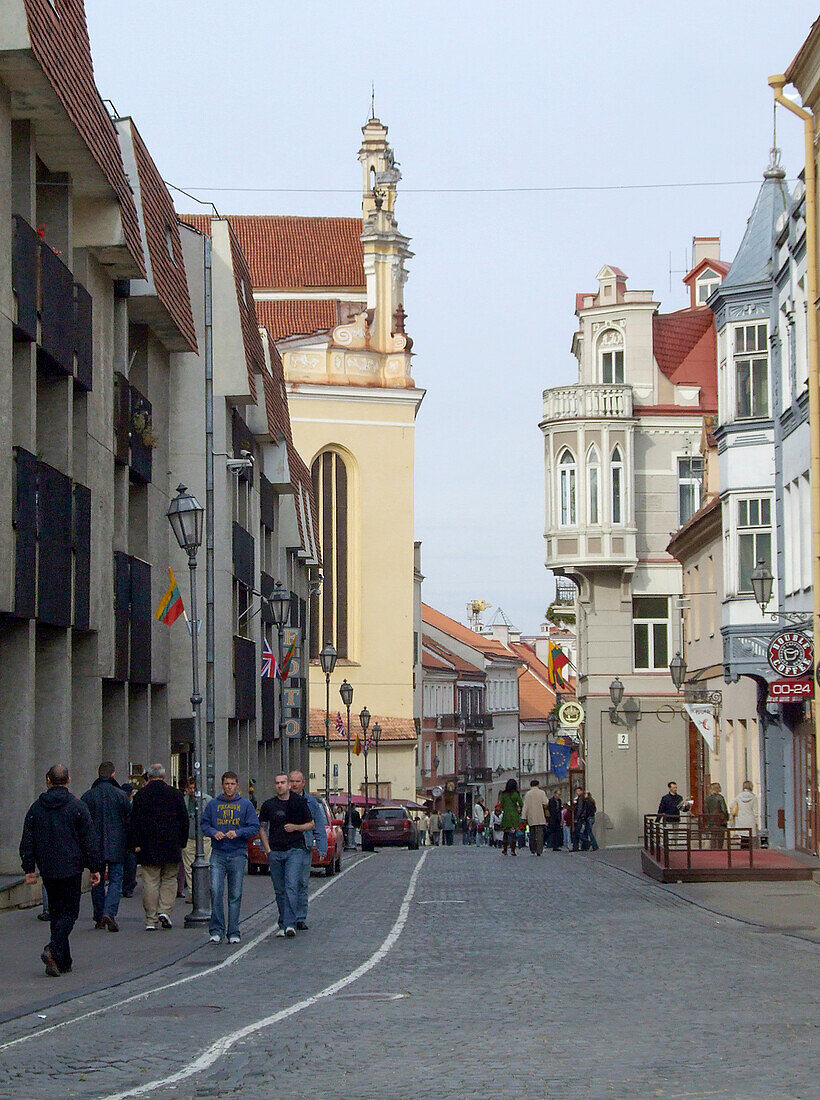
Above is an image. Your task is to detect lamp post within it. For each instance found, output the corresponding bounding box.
[319,641,337,798]
[360,706,371,813]
[269,581,291,774]
[372,722,381,805]
[340,679,355,849]
[166,485,208,928]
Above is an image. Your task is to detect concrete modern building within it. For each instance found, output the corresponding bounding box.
[541,247,723,845]
[186,114,424,805]
[0,0,320,883]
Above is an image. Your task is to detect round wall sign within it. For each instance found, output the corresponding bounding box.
[558,701,584,728]
[767,631,814,678]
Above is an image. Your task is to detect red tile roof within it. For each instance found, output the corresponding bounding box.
[126,120,197,352]
[255,299,341,341]
[422,635,483,676]
[421,605,520,662]
[682,257,731,286]
[182,215,365,290]
[23,0,145,276]
[308,710,415,742]
[652,306,717,411]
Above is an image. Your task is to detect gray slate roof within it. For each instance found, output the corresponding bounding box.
[721,163,790,290]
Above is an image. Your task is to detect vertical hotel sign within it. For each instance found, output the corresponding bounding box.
[283,627,304,739]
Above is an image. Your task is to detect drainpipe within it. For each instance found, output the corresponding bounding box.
[204,233,216,795]
[769,76,820,670]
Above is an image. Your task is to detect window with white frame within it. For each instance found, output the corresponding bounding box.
[558,449,577,526]
[696,268,721,305]
[611,446,624,525]
[678,456,704,525]
[601,349,624,384]
[586,444,601,525]
[734,322,769,419]
[737,496,772,594]
[633,596,670,671]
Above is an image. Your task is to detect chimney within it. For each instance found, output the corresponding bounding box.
[692,236,720,267]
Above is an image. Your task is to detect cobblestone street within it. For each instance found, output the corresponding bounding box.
[0,846,817,1100]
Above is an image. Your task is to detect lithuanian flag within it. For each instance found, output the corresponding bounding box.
[548,642,569,688]
[156,567,185,625]
[353,734,362,756]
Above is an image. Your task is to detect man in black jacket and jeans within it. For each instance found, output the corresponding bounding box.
[128,763,189,931]
[82,761,131,932]
[20,765,101,977]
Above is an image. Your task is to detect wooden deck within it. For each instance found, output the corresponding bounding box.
[641,847,815,883]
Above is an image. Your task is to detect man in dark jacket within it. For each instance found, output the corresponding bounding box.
[82,761,131,932]
[571,786,587,851]
[547,789,564,851]
[657,780,688,822]
[20,765,101,977]
[127,763,189,931]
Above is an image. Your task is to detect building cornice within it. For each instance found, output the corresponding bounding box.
[286,382,426,409]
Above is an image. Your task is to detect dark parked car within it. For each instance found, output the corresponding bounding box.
[361,806,419,852]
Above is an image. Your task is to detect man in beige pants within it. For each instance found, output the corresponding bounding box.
[127,764,189,931]
[181,775,211,897]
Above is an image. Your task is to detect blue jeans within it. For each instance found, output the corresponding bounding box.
[209,849,247,939]
[91,861,124,921]
[295,846,313,923]
[475,829,485,846]
[582,816,599,851]
[268,847,303,930]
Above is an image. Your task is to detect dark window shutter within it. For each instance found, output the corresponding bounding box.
[234,636,256,720]
[38,241,74,376]
[12,215,38,342]
[73,283,93,392]
[14,448,38,618]
[232,522,255,589]
[260,474,275,530]
[113,373,130,465]
[37,462,72,626]
[113,552,131,681]
[129,557,152,684]
[72,483,91,630]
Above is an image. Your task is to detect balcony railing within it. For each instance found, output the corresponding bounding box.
[543,384,633,422]
[438,713,493,730]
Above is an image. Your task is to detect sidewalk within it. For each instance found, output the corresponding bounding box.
[591,847,820,945]
[0,872,278,1024]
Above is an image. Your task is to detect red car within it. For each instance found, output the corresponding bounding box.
[361,806,419,851]
[247,796,344,876]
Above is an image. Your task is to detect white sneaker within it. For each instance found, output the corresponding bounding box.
[157,913,172,929]
[144,924,156,932]
[275,928,286,938]
[209,934,221,944]
[227,934,240,944]
[285,927,296,938]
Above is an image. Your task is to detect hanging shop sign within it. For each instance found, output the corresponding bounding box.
[766,631,814,679]
[558,700,584,728]
[769,678,814,702]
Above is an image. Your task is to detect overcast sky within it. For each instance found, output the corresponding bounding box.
[86,0,815,634]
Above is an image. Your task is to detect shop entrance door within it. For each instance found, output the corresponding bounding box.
[793,721,818,855]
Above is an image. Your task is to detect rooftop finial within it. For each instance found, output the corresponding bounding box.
[370,82,375,120]
[765,100,786,180]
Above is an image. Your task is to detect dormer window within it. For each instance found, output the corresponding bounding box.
[696,268,721,305]
[598,330,624,384]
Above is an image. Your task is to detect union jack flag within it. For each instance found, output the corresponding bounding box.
[261,638,277,679]
[335,712,345,736]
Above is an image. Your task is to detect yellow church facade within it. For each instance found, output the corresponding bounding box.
[220,115,423,804]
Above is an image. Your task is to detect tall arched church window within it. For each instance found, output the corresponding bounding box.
[310,452,348,659]
[586,444,600,525]
[611,445,624,525]
[558,449,577,527]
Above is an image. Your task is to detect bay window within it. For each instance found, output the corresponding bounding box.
[737,496,772,594]
[734,323,769,419]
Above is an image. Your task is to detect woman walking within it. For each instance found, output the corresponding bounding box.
[499,778,523,856]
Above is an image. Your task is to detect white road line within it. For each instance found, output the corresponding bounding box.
[102,850,429,1100]
[0,856,370,1053]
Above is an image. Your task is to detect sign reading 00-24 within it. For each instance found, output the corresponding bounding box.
[766,631,814,679]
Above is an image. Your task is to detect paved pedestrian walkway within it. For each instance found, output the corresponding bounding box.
[591,846,820,944]
[0,870,279,1023]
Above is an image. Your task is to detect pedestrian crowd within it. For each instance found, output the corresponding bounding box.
[20,761,329,979]
[411,780,601,855]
